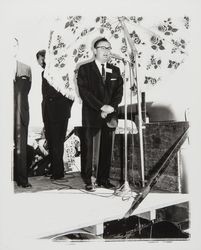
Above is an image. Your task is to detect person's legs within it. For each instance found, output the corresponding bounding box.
[92,129,101,179]
[14,122,29,186]
[47,118,68,179]
[14,79,31,188]
[42,114,53,175]
[83,127,94,185]
[97,127,114,185]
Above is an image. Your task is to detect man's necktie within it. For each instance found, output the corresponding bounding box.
[101,64,106,82]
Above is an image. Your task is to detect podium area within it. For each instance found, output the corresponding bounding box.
[10,184,189,241]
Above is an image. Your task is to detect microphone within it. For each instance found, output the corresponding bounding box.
[110,53,125,61]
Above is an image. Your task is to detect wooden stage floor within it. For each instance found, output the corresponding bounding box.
[10,172,189,242]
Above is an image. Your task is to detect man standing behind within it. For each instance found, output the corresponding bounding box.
[77,37,123,191]
[13,38,32,188]
[36,50,74,180]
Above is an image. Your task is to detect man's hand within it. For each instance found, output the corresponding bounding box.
[100,105,114,114]
[101,111,108,119]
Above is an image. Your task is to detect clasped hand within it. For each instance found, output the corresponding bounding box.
[100,105,114,119]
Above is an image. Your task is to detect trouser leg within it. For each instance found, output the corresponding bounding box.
[82,127,100,185]
[44,118,68,178]
[14,122,28,185]
[97,127,113,183]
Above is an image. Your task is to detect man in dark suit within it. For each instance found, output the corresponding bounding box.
[14,56,32,188]
[36,50,74,180]
[77,37,123,191]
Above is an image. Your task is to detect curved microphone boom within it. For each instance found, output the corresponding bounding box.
[110,53,125,61]
[110,53,130,65]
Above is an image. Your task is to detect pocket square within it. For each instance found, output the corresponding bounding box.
[111,78,117,81]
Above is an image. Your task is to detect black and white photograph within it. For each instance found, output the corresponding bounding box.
[0,0,201,250]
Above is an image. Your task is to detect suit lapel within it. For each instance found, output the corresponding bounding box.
[105,63,113,82]
[91,61,114,85]
[91,61,102,79]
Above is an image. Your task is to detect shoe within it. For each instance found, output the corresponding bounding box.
[85,184,96,192]
[17,182,32,188]
[98,180,115,189]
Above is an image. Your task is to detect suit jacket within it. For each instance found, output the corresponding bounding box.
[14,61,32,127]
[77,60,123,128]
[41,72,74,123]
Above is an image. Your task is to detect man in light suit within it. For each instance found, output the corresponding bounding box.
[77,37,123,191]
[14,38,32,187]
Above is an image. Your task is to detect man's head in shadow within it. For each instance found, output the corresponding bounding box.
[36,49,46,69]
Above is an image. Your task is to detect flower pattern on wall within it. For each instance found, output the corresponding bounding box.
[44,16,190,98]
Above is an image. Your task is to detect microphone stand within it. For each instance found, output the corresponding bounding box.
[117,17,145,190]
[113,57,133,199]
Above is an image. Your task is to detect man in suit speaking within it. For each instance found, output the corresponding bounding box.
[77,37,123,191]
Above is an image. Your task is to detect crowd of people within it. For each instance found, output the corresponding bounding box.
[13,37,123,192]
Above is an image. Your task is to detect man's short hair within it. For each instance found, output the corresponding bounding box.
[36,49,46,59]
[93,37,109,49]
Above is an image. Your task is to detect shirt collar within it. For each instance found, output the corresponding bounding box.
[95,59,106,64]
[95,59,106,71]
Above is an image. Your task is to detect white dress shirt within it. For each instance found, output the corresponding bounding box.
[95,60,106,75]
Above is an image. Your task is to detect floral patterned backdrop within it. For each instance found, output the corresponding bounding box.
[44,16,190,101]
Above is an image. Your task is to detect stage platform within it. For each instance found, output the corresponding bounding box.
[9,184,189,241]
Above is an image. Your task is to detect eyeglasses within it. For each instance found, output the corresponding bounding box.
[96,46,112,51]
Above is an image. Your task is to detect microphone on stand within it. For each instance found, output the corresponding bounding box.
[110,53,130,66]
[110,53,125,61]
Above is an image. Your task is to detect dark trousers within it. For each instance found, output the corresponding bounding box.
[82,126,114,185]
[14,122,29,185]
[43,116,68,178]
[14,76,31,186]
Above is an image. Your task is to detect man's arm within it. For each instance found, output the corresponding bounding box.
[28,66,32,85]
[77,65,104,111]
[109,67,123,109]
